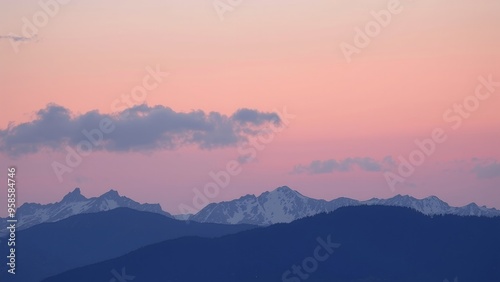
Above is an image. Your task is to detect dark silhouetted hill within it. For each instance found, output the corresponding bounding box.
[43,206,500,282]
[0,208,256,282]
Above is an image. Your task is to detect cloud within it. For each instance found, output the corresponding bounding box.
[292,157,393,174]
[0,104,282,156]
[0,34,37,42]
[472,160,500,179]
[231,108,280,126]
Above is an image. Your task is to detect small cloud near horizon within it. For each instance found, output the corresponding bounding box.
[472,160,500,179]
[292,156,394,174]
[0,34,37,42]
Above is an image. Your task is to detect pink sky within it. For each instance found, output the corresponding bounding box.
[1,0,499,215]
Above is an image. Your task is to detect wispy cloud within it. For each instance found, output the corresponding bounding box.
[0,34,37,42]
[0,104,281,156]
[472,160,500,179]
[292,156,394,174]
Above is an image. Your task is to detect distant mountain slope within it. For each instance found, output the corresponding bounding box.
[0,188,170,233]
[43,206,500,282]
[190,186,500,225]
[0,208,256,282]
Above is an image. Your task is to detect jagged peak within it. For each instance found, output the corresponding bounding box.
[463,202,479,208]
[267,186,302,196]
[237,194,258,201]
[100,189,121,199]
[331,197,358,204]
[391,194,412,199]
[388,195,449,207]
[387,194,421,203]
[275,186,293,192]
[422,195,447,204]
[61,188,87,202]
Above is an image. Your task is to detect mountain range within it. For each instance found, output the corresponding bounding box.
[189,186,500,225]
[2,186,500,281]
[0,188,170,234]
[3,186,499,232]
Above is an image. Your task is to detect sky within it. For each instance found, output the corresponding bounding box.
[1,0,499,215]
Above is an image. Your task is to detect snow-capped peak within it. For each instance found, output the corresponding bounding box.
[61,188,87,203]
[100,189,121,199]
[190,186,500,225]
[0,188,171,233]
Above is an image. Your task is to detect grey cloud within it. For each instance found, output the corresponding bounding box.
[0,104,282,156]
[231,108,280,126]
[472,161,500,179]
[292,157,390,174]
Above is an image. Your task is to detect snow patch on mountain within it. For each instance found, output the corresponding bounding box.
[0,188,171,234]
[190,186,500,225]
